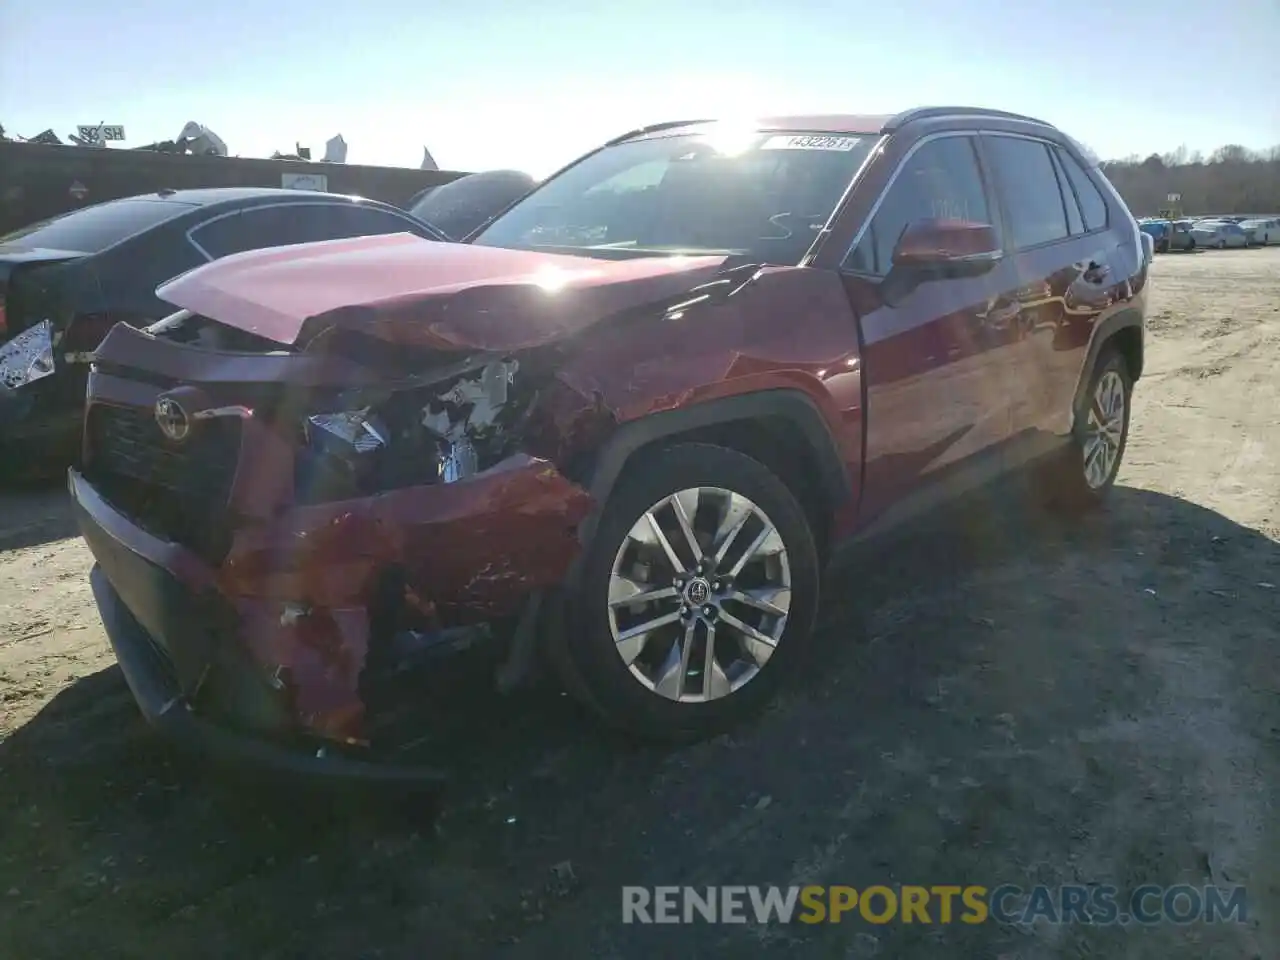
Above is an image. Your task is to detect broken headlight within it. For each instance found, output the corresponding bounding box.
[420,358,521,484]
[296,408,389,501]
[306,410,388,453]
[296,358,526,502]
[0,320,56,390]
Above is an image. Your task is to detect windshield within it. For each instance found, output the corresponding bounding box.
[0,198,187,254]
[472,130,876,263]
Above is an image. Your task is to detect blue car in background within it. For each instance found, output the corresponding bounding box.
[1138,218,1195,252]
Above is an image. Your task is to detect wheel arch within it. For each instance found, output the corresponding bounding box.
[1071,308,1144,422]
[567,390,852,576]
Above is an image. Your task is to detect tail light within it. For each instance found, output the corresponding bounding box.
[0,298,7,336]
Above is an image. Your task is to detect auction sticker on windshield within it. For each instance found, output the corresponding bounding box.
[761,135,862,151]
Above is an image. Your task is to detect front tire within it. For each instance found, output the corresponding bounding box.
[558,442,820,741]
[1039,348,1133,512]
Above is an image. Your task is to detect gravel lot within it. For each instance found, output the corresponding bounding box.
[2,248,1278,959]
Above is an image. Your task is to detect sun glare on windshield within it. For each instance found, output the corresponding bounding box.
[698,122,762,157]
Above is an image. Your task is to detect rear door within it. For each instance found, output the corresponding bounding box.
[839,132,1016,524]
[979,134,1114,448]
[0,197,192,341]
[89,219,207,329]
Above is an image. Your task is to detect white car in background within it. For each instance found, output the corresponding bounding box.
[1190,220,1249,249]
[1240,217,1278,245]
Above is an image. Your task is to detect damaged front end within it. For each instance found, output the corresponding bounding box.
[75,318,594,779]
[75,234,740,780]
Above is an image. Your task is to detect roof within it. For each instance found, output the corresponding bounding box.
[127,187,372,207]
[615,107,1052,143]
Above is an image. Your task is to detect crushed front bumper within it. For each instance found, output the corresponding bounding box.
[72,470,449,786]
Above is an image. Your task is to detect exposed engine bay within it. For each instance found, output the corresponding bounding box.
[294,356,531,502]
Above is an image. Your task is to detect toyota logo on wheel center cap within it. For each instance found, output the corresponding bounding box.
[154,395,191,442]
[685,578,711,605]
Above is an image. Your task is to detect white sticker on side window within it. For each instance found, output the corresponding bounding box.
[760,134,861,151]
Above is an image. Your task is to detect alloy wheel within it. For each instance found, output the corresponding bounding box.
[607,487,790,703]
[1083,370,1126,489]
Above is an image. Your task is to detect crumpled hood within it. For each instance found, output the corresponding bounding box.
[156,233,731,352]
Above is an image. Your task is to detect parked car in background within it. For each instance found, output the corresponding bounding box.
[1240,217,1278,245]
[0,188,443,464]
[407,169,538,240]
[1138,218,1195,252]
[1190,220,1248,249]
[72,106,1148,782]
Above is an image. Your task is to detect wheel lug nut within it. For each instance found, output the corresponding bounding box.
[702,605,716,618]
[712,580,722,592]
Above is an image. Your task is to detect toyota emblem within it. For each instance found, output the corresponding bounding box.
[154,395,191,442]
[685,578,711,606]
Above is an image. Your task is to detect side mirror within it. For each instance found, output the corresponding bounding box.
[881,218,1002,305]
[892,218,1002,271]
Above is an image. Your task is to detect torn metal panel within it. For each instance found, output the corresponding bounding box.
[217,453,593,617]
[235,599,370,742]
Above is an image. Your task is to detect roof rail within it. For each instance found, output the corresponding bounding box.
[605,118,715,146]
[882,106,1051,132]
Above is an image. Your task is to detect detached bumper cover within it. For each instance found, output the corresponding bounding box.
[72,471,447,785]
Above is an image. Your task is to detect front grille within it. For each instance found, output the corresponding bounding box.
[86,403,243,561]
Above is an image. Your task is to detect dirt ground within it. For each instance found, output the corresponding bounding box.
[1,248,1277,959]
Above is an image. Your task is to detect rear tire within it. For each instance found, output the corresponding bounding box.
[557,442,820,741]
[1038,348,1132,513]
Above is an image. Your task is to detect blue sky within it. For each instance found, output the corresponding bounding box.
[2,0,1277,176]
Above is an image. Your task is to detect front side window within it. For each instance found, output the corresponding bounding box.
[472,129,877,264]
[845,135,995,276]
[984,136,1070,250]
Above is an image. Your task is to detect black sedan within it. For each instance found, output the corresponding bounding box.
[0,188,444,465]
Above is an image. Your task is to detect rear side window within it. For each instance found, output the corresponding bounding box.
[330,204,433,239]
[1049,150,1085,236]
[845,135,995,276]
[983,136,1069,250]
[191,203,428,259]
[0,199,187,254]
[1055,148,1108,232]
[192,205,343,258]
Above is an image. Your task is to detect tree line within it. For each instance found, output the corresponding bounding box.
[1100,144,1280,217]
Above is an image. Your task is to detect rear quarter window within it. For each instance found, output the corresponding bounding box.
[0,199,189,254]
[1054,148,1109,232]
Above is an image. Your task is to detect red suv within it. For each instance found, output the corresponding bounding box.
[73,107,1148,781]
